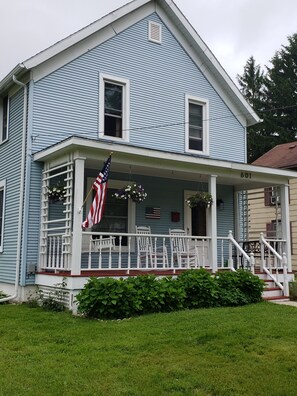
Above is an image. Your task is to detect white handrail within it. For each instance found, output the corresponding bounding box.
[227,230,254,272]
[260,233,288,295]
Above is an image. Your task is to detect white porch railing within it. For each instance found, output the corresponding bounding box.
[217,230,255,272]
[81,232,211,273]
[40,230,289,293]
[260,233,289,296]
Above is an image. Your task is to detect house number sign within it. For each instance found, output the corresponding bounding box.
[241,172,252,179]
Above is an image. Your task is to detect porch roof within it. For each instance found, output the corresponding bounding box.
[33,136,297,190]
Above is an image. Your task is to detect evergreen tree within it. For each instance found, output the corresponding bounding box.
[237,56,270,162]
[238,35,297,162]
[264,33,297,144]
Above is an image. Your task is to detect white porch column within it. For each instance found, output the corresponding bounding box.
[208,175,217,273]
[71,156,85,275]
[280,183,291,272]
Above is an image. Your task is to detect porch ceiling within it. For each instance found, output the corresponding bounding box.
[34,137,297,190]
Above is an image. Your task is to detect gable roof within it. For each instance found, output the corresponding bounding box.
[0,0,260,127]
[252,141,297,169]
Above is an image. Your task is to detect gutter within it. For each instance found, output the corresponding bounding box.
[0,75,28,303]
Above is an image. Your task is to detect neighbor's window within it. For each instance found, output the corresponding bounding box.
[0,180,5,252]
[0,96,9,144]
[185,95,209,155]
[99,74,130,141]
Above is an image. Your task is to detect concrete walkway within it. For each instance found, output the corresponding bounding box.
[270,300,297,307]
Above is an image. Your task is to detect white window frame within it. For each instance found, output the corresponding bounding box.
[99,73,130,142]
[0,96,9,145]
[0,179,6,253]
[86,178,136,252]
[185,94,209,155]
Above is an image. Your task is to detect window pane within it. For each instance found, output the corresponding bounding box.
[188,102,203,151]
[189,138,202,151]
[104,115,122,138]
[104,83,123,137]
[105,83,122,115]
[189,103,202,126]
[189,126,202,139]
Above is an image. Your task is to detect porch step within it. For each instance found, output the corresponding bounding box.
[264,295,290,302]
[254,271,286,301]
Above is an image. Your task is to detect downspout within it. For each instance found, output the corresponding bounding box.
[0,76,27,302]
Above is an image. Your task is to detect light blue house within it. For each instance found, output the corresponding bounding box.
[0,0,295,308]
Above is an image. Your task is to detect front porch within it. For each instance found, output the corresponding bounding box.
[33,137,296,309]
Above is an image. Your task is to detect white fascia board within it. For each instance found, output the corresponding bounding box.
[157,1,260,127]
[33,137,297,184]
[24,1,153,82]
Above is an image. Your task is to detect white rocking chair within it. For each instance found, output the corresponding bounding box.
[169,228,198,268]
[135,226,168,268]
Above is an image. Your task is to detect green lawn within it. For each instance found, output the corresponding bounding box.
[1,302,297,395]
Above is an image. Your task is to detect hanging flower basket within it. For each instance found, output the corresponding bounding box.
[47,183,66,203]
[113,183,147,203]
[185,192,213,208]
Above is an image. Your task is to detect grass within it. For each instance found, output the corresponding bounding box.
[1,303,297,395]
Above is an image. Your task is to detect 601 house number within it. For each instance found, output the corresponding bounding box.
[241,172,252,179]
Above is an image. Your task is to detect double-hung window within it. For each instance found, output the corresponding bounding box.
[185,95,209,155]
[99,74,130,142]
[0,180,5,253]
[0,96,9,144]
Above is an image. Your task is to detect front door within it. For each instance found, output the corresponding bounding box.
[184,191,209,265]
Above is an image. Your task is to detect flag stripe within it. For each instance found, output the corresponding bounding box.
[82,156,111,229]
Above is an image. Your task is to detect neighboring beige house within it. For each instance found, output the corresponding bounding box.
[248,142,297,272]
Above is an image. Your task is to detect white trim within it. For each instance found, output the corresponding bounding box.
[185,94,209,155]
[99,73,130,143]
[0,96,9,145]
[0,179,6,253]
[33,136,297,187]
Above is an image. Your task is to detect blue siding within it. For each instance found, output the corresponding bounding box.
[32,13,245,162]
[0,90,24,283]
[107,172,234,237]
[24,161,42,284]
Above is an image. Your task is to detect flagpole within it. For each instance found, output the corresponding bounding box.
[78,152,113,213]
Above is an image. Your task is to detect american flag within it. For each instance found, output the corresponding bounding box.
[145,207,161,219]
[82,155,111,229]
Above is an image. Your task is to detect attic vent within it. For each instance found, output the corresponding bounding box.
[289,144,296,149]
[148,21,162,44]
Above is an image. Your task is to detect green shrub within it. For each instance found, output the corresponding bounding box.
[76,277,139,319]
[235,270,264,303]
[76,269,264,319]
[215,271,249,306]
[216,270,264,306]
[177,268,218,308]
[127,276,185,314]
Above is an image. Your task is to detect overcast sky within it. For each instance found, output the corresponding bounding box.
[0,0,297,83]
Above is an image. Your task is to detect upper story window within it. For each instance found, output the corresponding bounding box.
[99,74,130,142]
[185,95,209,155]
[0,96,9,144]
[0,180,5,253]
